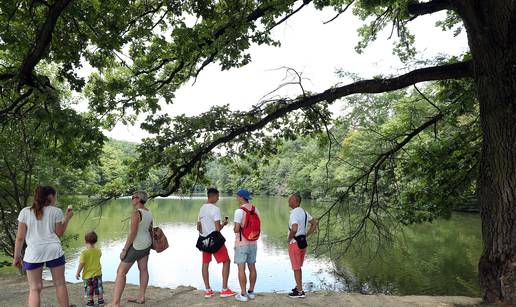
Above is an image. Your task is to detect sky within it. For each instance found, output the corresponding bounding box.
[86,5,469,143]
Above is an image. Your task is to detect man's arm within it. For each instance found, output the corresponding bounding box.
[233,209,241,233]
[307,219,318,236]
[288,224,298,242]
[197,221,202,233]
[215,220,222,231]
[234,222,241,233]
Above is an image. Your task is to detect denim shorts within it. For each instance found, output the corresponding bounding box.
[23,255,66,270]
[234,244,257,264]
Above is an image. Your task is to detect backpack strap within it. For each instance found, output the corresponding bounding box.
[239,207,245,241]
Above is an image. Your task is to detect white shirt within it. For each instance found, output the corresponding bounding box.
[18,206,64,263]
[198,203,221,237]
[288,207,313,242]
[234,204,259,246]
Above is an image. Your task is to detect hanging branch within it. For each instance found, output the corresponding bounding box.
[155,60,472,197]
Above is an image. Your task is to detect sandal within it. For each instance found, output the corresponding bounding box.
[127,298,145,304]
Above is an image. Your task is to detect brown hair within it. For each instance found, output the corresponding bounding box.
[32,186,56,220]
[85,231,98,244]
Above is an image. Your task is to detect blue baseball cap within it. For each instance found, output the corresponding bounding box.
[236,189,252,200]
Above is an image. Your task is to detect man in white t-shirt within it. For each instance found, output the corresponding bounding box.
[197,188,236,298]
[233,189,259,302]
[287,192,318,298]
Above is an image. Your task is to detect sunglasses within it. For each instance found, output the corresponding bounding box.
[131,196,140,200]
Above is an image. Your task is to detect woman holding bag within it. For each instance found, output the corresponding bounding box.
[110,191,153,306]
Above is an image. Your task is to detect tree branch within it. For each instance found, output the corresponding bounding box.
[407,0,454,19]
[153,0,302,87]
[316,111,446,253]
[19,0,73,86]
[157,60,472,196]
[0,88,34,118]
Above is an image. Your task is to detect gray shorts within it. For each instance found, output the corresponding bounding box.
[123,245,150,263]
[234,244,257,264]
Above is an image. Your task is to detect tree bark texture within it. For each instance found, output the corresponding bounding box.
[457,0,516,303]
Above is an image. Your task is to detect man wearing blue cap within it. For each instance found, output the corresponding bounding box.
[233,189,261,302]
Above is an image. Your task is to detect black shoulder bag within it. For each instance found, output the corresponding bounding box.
[196,231,226,253]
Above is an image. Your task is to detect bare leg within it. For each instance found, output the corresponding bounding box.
[111,261,134,306]
[26,267,43,307]
[248,263,257,292]
[202,263,211,289]
[49,265,70,307]
[222,260,230,290]
[135,255,149,302]
[237,263,247,295]
[294,269,303,291]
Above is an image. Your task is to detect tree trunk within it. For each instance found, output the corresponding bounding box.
[458,0,516,303]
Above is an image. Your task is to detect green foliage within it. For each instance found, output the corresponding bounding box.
[207,79,480,225]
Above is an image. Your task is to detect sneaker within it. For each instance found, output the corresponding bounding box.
[288,288,305,298]
[204,289,215,298]
[97,298,104,305]
[247,290,256,299]
[220,288,236,298]
[235,293,248,302]
[86,300,95,306]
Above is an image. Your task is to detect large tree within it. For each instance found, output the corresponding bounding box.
[0,0,514,303]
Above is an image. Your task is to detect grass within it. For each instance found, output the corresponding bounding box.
[0,254,18,278]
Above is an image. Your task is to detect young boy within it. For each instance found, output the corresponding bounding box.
[76,231,104,306]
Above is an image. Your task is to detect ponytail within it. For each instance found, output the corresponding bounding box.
[32,186,56,220]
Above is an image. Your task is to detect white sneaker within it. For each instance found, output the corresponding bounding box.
[235,293,248,302]
[247,291,256,299]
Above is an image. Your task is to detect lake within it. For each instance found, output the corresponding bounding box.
[52,196,481,296]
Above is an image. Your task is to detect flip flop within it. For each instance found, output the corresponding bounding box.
[127,298,145,304]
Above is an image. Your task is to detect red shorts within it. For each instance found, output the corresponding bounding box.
[202,244,230,264]
[288,243,306,270]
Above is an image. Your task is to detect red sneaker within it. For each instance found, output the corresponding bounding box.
[204,289,214,298]
[219,288,236,298]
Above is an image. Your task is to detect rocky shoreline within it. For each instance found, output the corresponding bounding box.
[0,276,483,306]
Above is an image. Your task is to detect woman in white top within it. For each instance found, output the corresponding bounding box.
[13,186,73,307]
[110,190,153,306]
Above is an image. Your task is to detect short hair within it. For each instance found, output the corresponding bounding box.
[207,188,219,196]
[85,231,98,244]
[133,190,148,203]
[291,192,302,204]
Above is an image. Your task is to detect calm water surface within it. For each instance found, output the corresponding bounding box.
[47,196,481,296]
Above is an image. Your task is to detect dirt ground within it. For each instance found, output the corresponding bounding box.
[0,276,484,307]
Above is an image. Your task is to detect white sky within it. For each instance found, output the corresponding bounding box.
[89,5,468,143]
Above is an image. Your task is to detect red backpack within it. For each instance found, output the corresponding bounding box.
[239,205,261,241]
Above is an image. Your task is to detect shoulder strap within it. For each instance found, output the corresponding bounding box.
[304,209,308,229]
